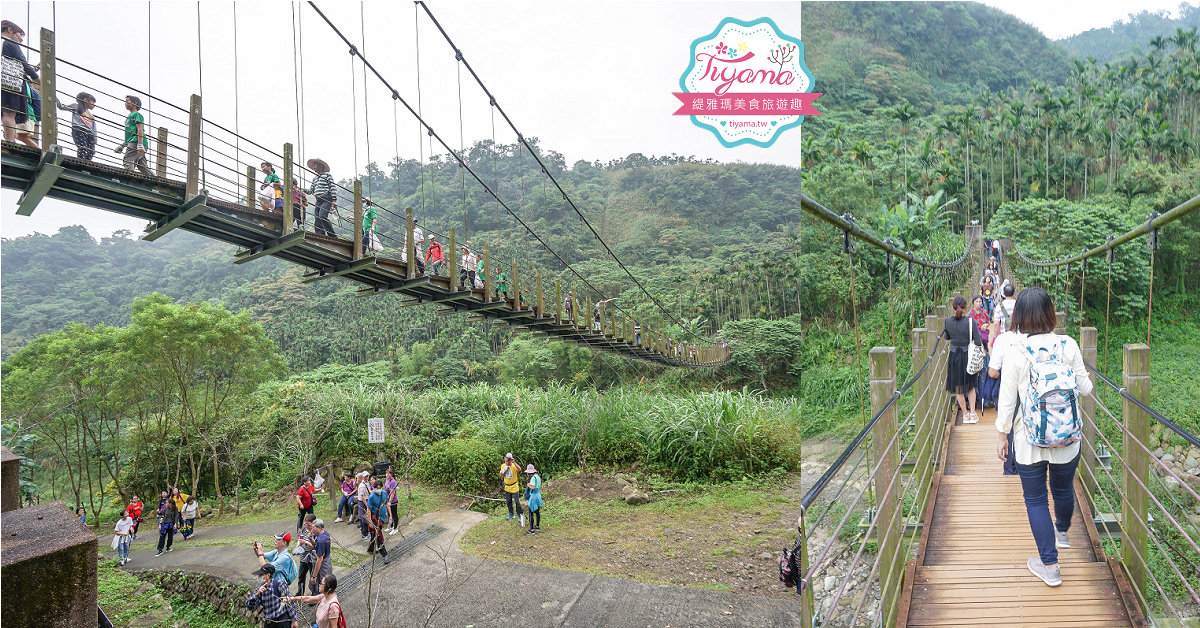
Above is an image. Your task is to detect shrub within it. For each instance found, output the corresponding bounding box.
[413,438,499,494]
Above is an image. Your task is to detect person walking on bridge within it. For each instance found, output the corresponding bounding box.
[426,235,444,276]
[995,287,1092,587]
[2,20,38,143]
[306,158,336,237]
[118,96,151,175]
[942,296,984,423]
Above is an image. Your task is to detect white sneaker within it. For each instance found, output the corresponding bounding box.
[1055,530,1070,548]
[334,517,343,523]
[1027,556,1062,587]
[388,528,397,536]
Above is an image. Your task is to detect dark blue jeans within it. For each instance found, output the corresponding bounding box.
[337,494,353,518]
[1016,453,1079,566]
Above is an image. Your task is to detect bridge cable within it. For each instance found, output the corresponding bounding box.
[414,3,425,220]
[298,5,307,183]
[458,53,466,239]
[1078,250,1086,336]
[1146,214,1159,345]
[360,2,371,197]
[1104,242,1114,372]
[490,106,497,221]
[308,3,707,361]
[196,1,205,190]
[350,49,358,187]
[147,3,151,150]
[886,244,896,349]
[414,1,695,340]
[843,220,870,465]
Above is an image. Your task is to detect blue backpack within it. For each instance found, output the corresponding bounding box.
[1019,338,1082,448]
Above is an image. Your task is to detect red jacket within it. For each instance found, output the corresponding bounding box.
[427,240,444,263]
[128,501,144,518]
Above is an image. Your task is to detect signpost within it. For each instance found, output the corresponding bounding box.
[367,417,385,444]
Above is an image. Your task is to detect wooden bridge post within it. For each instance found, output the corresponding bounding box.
[185,95,202,199]
[536,269,544,318]
[282,143,294,234]
[155,128,168,178]
[352,180,364,260]
[447,229,457,290]
[1122,343,1151,595]
[1054,310,1066,335]
[911,326,933,517]
[1080,327,1099,510]
[39,28,56,151]
[570,289,577,327]
[869,347,902,627]
[925,313,948,462]
[244,164,255,208]
[585,294,594,332]
[483,246,493,301]
[555,282,562,323]
[511,258,520,308]
[407,208,417,280]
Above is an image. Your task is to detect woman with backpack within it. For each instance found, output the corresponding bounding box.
[995,287,1093,588]
[942,296,984,423]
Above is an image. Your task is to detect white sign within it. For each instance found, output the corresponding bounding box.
[367,417,385,444]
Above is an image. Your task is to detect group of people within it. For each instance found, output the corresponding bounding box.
[247,522,340,628]
[940,248,1012,423]
[105,487,200,565]
[332,467,401,559]
[499,453,544,534]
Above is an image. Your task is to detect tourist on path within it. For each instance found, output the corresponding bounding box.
[992,283,1017,341]
[293,514,317,597]
[335,472,355,523]
[969,296,991,349]
[155,497,177,556]
[980,276,996,317]
[942,295,983,424]
[287,574,342,628]
[461,246,478,289]
[411,218,426,274]
[995,287,1092,587]
[77,507,87,525]
[384,467,400,535]
[127,495,144,540]
[500,453,523,523]
[117,95,151,175]
[1,20,39,143]
[309,519,334,596]
[180,496,199,540]
[305,158,336,237]
[57,92,96,160]
[525,463,543,534]
[355,471,371,540]
[365,479,390,558]
[255,532,297,587]
[246,562,297,628]
[362,196,378,252]
[114,510,134,566]
[296,477,316,532]
[170,486,189,527]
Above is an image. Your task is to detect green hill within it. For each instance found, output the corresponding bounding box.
[803,1,1072,110]
[1058,4,1200,63]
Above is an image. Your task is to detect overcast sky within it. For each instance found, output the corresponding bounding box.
[2,0,1192,240]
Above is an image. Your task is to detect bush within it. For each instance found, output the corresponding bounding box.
[413,438,499,494]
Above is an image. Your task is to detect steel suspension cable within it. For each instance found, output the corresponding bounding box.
[1104,246,1114,372]
[414,3,424,219]
[360,2,371,195]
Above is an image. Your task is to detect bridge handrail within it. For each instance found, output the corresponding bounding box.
[1007,193,1200,267]
[1085,360,1200,449]
[799,335,944,511]
[800,193,973,269]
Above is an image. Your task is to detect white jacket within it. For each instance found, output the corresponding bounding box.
[995,332,1093,465]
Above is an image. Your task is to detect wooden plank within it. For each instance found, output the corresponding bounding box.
[234,230,306,264]
[16,147,65,216]
[143,192,208,241]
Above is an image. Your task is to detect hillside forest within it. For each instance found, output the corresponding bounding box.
[2,2,1198,526]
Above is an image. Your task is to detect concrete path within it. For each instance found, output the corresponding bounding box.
[341,509,804,627]
[112,510,803,626]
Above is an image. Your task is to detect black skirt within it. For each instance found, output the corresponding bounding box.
[945,347,976,394]
[1,84,28,124]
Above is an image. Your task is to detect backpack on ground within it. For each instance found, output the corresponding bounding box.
[1019,338,1082,448]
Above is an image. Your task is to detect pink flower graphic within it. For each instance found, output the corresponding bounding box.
[715,42,728,54]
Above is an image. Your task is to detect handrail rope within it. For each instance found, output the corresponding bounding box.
[1077,429,1187,618]
[1007,194,1200,267]
[304,2,719,352]
[1080,411,1200,605]
[412,1,695,339]
[800,335,945,511]
[801,193,972,269]
[1084,360,1199,448]
[1090,393,1200,505]
[803,446,871,532]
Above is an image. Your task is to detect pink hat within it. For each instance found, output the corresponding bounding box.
[524,464,537,473]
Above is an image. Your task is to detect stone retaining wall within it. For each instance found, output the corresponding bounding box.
[134,569,262,624]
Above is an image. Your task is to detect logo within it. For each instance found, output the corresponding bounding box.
[674,17,820,148]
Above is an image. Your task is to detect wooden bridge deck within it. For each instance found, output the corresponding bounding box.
[900,408,1142,628]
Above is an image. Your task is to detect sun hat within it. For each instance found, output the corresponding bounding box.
[306,158,330,174]
[524,464,537,473]
[505,453,514,460]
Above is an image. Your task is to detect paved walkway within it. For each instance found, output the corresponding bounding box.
[112,510,803,626]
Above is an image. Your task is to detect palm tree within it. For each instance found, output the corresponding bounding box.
[849,140,875,187]
[890,102,918,203]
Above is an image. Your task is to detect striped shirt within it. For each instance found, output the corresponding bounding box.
[306,172,335,199]
[246,578,296,622]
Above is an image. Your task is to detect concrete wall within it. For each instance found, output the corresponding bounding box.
[1,501,98,627]
[1,447,21,512]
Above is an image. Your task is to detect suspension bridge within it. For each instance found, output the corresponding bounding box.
[4,3,1200,627]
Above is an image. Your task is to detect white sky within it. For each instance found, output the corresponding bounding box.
[2,0,1189,240]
